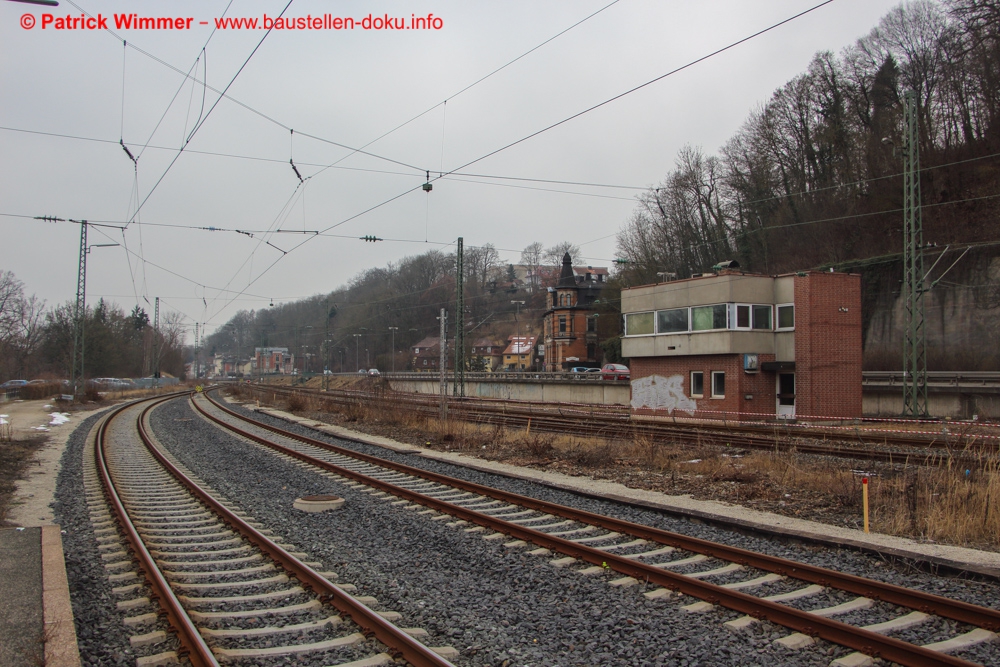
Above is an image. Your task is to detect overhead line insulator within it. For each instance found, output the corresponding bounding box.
[120,139,137,165]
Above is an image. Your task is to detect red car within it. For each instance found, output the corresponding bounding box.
[601,363,630,380]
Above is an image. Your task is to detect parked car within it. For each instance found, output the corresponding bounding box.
[600,363,630,380]
[585,368,602,374]
[357,369,368,375]
[1,379,27,389]
[569,367,591,373]
[368,368,381,377]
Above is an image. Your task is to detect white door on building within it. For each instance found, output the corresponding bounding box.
[776,372,795,418]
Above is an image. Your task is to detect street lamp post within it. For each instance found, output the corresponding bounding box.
[353,334,362,372]
[388,327,398,373]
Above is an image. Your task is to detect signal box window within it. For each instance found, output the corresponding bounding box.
[690,371,704,398]
[752,305,772,330]
[625,312,654,336]
[777,304,795,329]
[735,304,750,329]
[692,304,727,331]
[657,308,688,333]
[711,371,725,398]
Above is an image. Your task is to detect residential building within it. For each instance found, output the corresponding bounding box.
[542,253,605,371]
[621,268,861,420]
[411,336,453,372]
[254,347,294,375]
[502,335,537,370]
[470,338,504,372]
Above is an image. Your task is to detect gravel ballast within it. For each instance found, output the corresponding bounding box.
[53,408,170,667]
[146,396,1000,666]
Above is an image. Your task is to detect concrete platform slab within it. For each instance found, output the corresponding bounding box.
[0,527,43,666]
[0,526,81,667]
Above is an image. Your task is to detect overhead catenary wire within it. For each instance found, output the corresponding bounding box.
[59,0,424,174]
[14,186,1000,257]
[307,0,622,183]
[9,121,1000,205]
[434,0,835,183]
[126,0,294,228]
[119,40,127,141]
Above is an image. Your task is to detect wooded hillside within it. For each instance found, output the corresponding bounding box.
[615,0,1000,368]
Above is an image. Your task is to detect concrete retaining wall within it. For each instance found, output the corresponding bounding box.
[390,375,1000,419]
[863,390,1000,419]
[387,376,631,406]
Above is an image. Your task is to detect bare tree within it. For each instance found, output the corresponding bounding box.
[543,242,581,266]
[465,243,501,290]
[0,270,24,344]
[0,271,47,378]
[520,242,543,292]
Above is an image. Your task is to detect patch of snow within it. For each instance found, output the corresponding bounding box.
[48,412,71,426]
[684,459,702,464]
[33,426,49,431]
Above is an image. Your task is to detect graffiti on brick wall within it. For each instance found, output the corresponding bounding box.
[630,374,696,415]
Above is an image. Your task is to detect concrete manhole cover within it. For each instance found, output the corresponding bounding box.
[293,494,345,512]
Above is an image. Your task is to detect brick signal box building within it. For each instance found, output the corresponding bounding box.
[621,269,861,421]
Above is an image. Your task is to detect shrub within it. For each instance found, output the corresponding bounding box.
[20,382,63,401]
[286,393,306,412]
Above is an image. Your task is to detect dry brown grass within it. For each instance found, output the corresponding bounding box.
[867,459,1000,547]
[235,384,1000,549]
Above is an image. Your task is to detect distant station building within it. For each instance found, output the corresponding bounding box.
[621,265,862,420]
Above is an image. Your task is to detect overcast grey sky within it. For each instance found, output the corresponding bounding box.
[2,0,903,339]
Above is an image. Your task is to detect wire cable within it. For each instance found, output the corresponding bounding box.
[122,0,295,227]
[308,0,622,182]
[10,122,1000,203]
[437,1,835,179]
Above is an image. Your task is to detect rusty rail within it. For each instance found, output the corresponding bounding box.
[98,392,454,667]
[97,393,219,667]
[136,397,456,667]
[241,383,995,466]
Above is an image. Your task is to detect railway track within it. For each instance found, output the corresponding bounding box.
[196,388,1000,667]
[87,392,457,666]
[241,383,1000,467]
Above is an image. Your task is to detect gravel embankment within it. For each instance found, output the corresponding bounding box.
[149,397,1000,666]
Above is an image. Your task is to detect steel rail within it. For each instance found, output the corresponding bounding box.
[135,396,456,667]
[260,382,1000,448]
[97,393,220,667]
[198,392,994,667]
[244,384,994,465]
